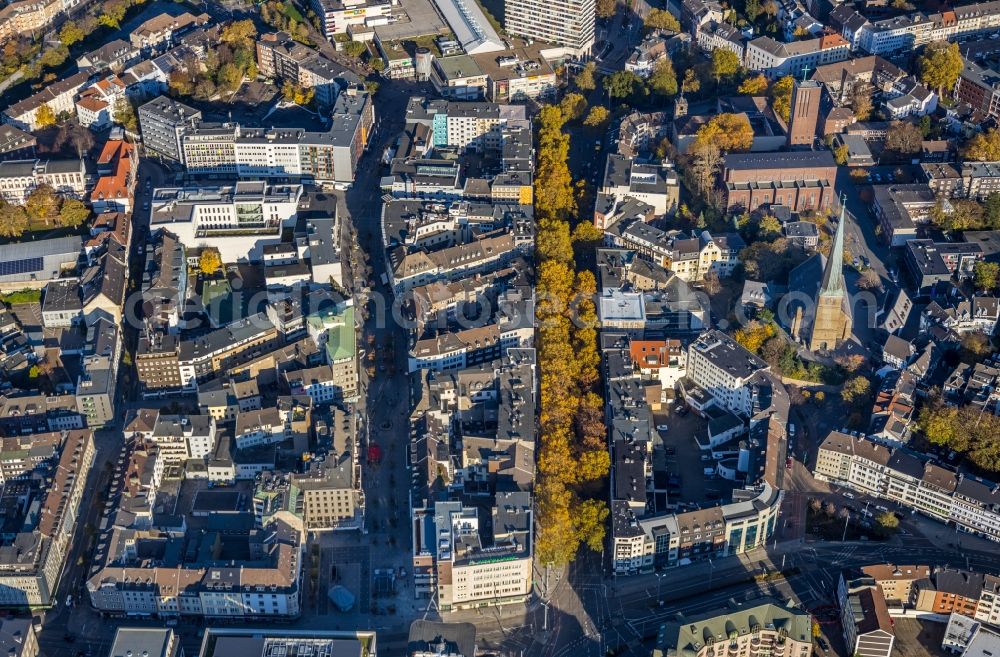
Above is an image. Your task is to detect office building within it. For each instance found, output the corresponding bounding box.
[150,182,303,263]
[504,0,595,53]
[138,96,203,163]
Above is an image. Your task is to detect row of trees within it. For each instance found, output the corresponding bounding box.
[918,399,1000,474]
[168,20,258,101]
[534,104,609,566]
[0,186,89,238]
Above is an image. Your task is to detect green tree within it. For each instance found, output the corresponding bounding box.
[738,73,768,95]
[25,185,59,224]
[35,103,56,128]
[576,62,597,91]
[711,48,741,84]
[574,499,609,552]
[603,70,643,99]
[199,249,223,275]
[885,120,923,155]
[113,98,137,131]
[874,511,899,536]
[38,46,68,70]
[745,0,761,21]
[59,21,85,46]
[648,57,678,96]
[986,192,1000,228]
[97,0,127,29]
[770,75,794,122]
[965,128,1000,161]
[216,62,244,92]
[644,8,681,32]
[841,375,871,407]
[596,0,616,19]
[976,261,1000,291]
[342,41,366,58]
[559,92,588,121]
[583,105,610,127]
[695,113,754,151]
[851,84,873,121]
[221,19,258,47]
[370,56,385,72]
[0,201,28,237]
[682,68,700,94]
[918,41,962,96]
[833,142,849,166]
[58,199,89,228]
[758,214,782,239]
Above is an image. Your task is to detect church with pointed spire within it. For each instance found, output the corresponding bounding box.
[787,200,853,352]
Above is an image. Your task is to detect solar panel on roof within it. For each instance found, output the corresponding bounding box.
[0,257,43,276]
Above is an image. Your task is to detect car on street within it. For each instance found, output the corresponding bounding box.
[817,637,829,652]
[656,424,669,431]
[875,505,889,512]
[785,457,793,469]
[844,491,856,499]
[675,405,689,416]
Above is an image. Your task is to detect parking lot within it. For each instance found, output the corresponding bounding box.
[652,404,739,510]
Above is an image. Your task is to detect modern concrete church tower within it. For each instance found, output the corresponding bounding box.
[806,202,853,351]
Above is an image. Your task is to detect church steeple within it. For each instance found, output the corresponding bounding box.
[819,196,847,297]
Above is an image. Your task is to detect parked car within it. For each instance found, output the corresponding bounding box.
[843,491,856,499]
[700,455,712,462]
[656,424,669,431]
[875,505,889,512]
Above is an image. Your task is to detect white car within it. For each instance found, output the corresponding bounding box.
[656,424,669,431]
[843,492,856,500]
[875,505,889,512]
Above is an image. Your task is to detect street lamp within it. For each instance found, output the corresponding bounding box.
[655,572,667,606]
[708,558,715,590]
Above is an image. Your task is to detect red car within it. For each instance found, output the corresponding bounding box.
[785,457,793,469]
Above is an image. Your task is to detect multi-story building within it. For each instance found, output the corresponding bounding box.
[925,161,1000,201]
[412,495,533,611]
[177,313,281,388]
[294,455,359,530]
[310,0,390,36]
[652,599,813,657]
[403,97,528,153]
[136,333,183,396]
[197,631,375,657]
[86,527,301,618]
[256,32,354,107]
[137,413,217,463]
[109,628,181,657]
[504,0,595,53]
[129,12,210,54]
[744,34,851,79]
[722,150,838,212]
[904,239,983,292]
[138,96,203,163]
[873,184,940,248]
[2,70,93,131]
[179,89,373,184]
[0,158,92,205]
[686,330,769,416]
[0,432,61,484]
[838,571,896,657]
[0,125,36,162]
[75,320,122,428]
[837,1,1000,57]
[603,220,743,282]
[599,154,679,217]
[814,430,1000,541]
[150,182,303,262]
[0,430,95,606]
[0,0,60,44]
